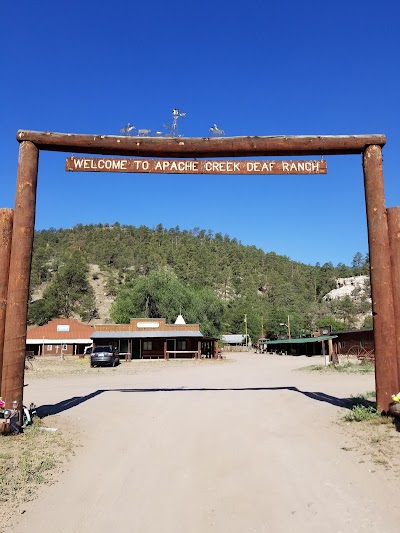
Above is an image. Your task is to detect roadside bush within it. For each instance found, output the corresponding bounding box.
[343,405,379,422]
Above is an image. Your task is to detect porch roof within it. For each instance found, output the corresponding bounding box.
[261,335,337,345]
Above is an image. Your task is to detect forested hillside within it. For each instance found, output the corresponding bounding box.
[28,223,371,339]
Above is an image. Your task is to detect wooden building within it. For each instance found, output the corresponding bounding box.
[261,335,337,356]
[264,329,375,358]
[91,316,218,360]
[26,318,93,356]
[332,328,374,356]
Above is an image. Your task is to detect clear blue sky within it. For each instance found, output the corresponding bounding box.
[2,1,399,266]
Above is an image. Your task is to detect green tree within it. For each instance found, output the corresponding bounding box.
[29,253,96,324]
[28,298,58,326]
[111,269,224,336]
[111,269,185,322]
[352,252,363,269]
[327,296,358,328]
[362,253,370,274]
[316,315,347,332]
[185,287,224,337]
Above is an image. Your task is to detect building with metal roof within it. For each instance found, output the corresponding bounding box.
[91,317,218,360]
[221,334,246,345]
[26,318,93,356]
[260,335,338,357]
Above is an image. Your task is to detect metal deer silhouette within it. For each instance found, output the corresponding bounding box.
[137,129,152,136]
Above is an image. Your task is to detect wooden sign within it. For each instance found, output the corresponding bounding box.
[65,157,327,175]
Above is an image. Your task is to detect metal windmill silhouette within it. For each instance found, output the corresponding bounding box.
[169,108,186,137]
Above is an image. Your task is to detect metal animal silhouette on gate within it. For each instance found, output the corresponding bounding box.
[210,124,225,136]
[120,123,135,135]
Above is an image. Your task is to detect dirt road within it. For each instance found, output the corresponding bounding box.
[12,353,400,532]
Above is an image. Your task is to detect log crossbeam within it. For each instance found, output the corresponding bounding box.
[17,131,386,158]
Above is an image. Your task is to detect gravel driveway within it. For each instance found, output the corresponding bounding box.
[12,353,400,533]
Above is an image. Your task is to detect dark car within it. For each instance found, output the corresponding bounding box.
[90,346,120,368]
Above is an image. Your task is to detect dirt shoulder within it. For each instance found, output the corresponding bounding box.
[0,415,77,532]
[25,355,230,379]
[299,358,400,473]
[339,415,400,476]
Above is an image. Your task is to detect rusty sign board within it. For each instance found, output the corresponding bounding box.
[65,157,327,175]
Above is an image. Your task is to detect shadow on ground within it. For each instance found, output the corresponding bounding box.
[35,386,376,418]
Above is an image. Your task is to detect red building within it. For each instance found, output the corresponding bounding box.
[26,318,93,356]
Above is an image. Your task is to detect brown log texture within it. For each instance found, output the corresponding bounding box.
[65,157,327,175]
[18,130,385,158]
[0,209,13,394]
[387,206,400,391]
[363,145,398,412]
[1,142,39,411]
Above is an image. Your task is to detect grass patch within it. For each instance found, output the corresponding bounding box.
[340,391,400,472]
[343,404,380,422]
[0,417,75,529]
[370,434,384,444]
[301,361,374,374]
[372,454,389,466]
[342,392,393,425]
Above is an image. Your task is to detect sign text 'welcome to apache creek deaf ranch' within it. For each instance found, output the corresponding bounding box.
[65,157,327,175]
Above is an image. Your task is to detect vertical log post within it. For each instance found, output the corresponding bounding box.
[214,340,219,359]
[363,145,398,412]
[328,338,333,366]
[0,209,14,393]
[328,338,333,357]
[1,142,39,412]
[387,206,400,390]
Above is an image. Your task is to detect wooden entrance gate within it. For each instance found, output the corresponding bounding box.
[1,131,400,413]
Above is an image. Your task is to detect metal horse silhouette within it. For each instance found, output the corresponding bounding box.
[120,123,136,135]
[210,124,225,136]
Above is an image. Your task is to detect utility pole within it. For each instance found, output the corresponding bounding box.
[288,315,291,340]
[261,316,264,339]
